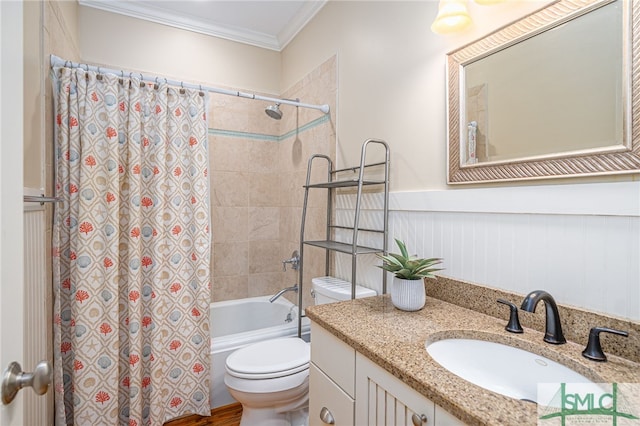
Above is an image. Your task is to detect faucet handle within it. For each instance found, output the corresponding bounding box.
[582,326,629,362]
[497,299,523,334]
[282,251,300,271]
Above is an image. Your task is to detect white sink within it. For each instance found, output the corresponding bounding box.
[426,338,595,403]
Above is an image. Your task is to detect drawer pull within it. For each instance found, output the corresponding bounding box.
[412,413,428,425]
[320,406,335,424]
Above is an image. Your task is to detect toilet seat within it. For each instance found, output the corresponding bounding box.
[225,337,310,380]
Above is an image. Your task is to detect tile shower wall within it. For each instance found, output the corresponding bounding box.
[209,56,337,305]
[336,187,640,322]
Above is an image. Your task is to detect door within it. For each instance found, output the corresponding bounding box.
[1,1,26,425]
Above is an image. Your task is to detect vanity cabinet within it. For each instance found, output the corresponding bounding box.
[355,352,434,425]
[310,321,466,426]
[309,322,355,426]
[355,353,464,426]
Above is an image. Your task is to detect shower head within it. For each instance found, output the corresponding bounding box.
[265,103,282,120]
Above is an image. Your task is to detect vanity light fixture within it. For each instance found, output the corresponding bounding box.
[431,0,472,34]
[431,0,505,35]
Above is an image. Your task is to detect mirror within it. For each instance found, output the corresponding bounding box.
[447,0,640,184]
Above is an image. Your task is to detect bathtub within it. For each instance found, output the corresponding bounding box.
[210,296,311,409]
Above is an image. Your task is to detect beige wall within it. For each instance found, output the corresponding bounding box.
[25,1,81,190]
[23,1,43,189]
[77,6,281,94]
[44,1,82,193]
[281,0,563,191]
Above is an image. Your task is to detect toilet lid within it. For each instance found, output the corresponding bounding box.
[226,337,310,379]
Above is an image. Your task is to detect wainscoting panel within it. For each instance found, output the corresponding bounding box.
[23,207,50,425]
[335,184,640,321]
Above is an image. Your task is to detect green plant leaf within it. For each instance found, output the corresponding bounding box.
[395,238,409,259]
[377,263,402,273]
[377,239,444,280]
[377,254,403,268]
[416,257,442,266]
[388,253,407,264]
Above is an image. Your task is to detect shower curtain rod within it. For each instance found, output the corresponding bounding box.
[50,55,330,114]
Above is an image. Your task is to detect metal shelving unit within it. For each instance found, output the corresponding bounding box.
[297,139,390,336]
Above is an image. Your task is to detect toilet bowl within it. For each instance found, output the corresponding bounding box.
[224,277,376,426]
[225,337,310,426]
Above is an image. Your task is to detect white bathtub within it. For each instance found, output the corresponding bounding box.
[210,296,311,409]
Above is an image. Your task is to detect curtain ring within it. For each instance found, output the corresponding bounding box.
[139,73,143,80]
[121,70,125,79]
[181,81,184,89]
[83,63,89,72]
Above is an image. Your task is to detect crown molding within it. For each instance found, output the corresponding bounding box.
[79,0,326,52]
[278,0,326,50]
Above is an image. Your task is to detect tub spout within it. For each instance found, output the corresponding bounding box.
[269,284,298,303]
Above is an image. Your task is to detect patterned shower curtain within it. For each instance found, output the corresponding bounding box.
[52,67,211,425]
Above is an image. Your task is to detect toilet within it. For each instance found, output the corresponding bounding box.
[310,276,377,305]
[224,276,376,426]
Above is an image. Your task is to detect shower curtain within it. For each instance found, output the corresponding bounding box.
[52,67,211,425]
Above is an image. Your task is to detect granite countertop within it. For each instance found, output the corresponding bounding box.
[305,295,640,425]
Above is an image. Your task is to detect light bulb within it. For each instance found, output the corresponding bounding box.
[431,0,472,34]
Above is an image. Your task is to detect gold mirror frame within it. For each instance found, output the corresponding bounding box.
[447,0,640,184]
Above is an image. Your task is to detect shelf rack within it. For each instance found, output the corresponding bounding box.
[297,139,390,336]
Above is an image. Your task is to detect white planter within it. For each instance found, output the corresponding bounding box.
[391,277,426,311]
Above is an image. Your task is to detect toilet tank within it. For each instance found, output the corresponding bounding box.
[311,276,377,305]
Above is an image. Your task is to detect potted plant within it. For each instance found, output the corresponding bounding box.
[377,239,443,311]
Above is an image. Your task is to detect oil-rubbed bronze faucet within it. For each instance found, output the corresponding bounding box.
[497,299,523,333]
[520,290,566,344]
[582,326,629,362]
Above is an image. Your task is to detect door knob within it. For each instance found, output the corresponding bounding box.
[2,361,52,405]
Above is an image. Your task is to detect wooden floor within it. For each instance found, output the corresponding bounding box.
[164,403,242,426]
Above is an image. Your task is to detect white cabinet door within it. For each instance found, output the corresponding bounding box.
[310,321,356,397]
[309,363,354,426]
[355,353,435,426]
